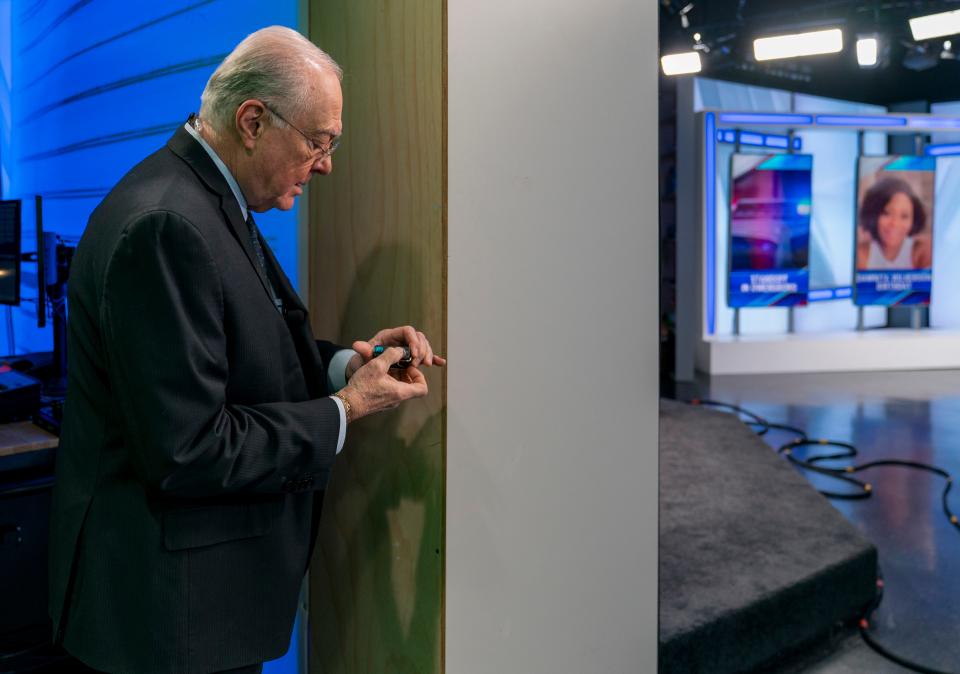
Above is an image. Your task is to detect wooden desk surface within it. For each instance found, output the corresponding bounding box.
[0,421,58,457]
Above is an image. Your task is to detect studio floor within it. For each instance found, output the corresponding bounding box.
[673,370,960,673]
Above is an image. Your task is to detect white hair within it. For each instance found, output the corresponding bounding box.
[199,26,342,134]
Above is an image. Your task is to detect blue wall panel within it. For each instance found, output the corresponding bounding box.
[8,0,302,359]
[8,2,306,672]
[0,0,11,196]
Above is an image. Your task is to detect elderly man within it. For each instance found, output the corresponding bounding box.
[47,26,442,674]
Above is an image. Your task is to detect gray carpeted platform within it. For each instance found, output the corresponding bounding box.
[659,400,877,673]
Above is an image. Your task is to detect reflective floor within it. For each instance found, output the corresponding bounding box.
[676,370,960,673]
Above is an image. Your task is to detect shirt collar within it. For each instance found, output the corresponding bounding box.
[184,119,248,221]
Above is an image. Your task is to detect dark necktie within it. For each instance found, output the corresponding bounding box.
[246,213,283,314]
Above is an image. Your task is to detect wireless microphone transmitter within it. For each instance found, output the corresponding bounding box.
[373,345,413,369]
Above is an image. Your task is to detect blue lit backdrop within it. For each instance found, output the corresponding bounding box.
[7,1,306,671]
[7,0,303,363]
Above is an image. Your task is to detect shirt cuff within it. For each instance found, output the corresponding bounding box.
[328,348,358,392]
[329,395,348,455]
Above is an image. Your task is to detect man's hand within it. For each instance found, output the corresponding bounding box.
[346,325,446,380]
[339,346,428,421]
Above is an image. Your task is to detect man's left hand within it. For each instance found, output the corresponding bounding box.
[346,325,446,380]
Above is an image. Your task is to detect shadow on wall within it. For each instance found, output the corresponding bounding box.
[310,243,444,674]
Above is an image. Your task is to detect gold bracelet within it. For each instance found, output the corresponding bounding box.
[333,390,353,423]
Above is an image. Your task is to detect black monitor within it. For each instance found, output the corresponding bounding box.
[0,200,21,306]
[35,195,45,328]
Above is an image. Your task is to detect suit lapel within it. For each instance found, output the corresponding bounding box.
[167,118,324,396]
[258,236,307,315]
[258,231,325,397]
[167,118,276,306]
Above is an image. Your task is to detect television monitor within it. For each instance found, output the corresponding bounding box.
[36,195,46,328]
[0,200,21,306]
[854,156,935,306]
[727,153,812,308]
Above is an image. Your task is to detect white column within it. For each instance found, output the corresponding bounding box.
[447,1,659,672]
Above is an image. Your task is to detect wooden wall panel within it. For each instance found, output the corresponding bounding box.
[307,1,445,672]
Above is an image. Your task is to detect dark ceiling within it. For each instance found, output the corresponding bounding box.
[660,0,960,105]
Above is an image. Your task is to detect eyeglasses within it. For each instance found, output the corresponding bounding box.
[262,101,340,161]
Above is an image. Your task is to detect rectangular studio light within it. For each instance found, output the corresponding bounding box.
[815,114,906,127]
[808,289,835,302]
[910,117,960,130]
[739,132,765,146]
[661,51,702,76]
[705,113,716,334]
[808,286,852,302]
[714,129,802,151]
[856,37,879,67]
[910,9,960,41]
[754,28,843,62]
[925,143,960,157]
[718,113,813,125]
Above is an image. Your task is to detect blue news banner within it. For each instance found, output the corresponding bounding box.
[729,269,809,307]
[855,269,931,306]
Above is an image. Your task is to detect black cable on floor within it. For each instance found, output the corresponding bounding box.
[687,398,959,674]
[779,438,871,500]
[689,398,773,436]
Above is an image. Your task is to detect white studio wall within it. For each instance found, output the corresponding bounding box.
[790,95,887,334]
[931,156,960,328]
[676,78,960,376]
[447,1,659,673]
[697,80,890,339]
[931,100,960,144]
[927,101,960,328]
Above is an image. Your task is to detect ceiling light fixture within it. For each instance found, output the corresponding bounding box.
[679,3,694,30]
[910,9,960,42]
[693,32,710,53]
[902,42,939,71]
[942,40,956,60]
[753,28,844,62]
[856,36,879,68]
[661,51,702,76]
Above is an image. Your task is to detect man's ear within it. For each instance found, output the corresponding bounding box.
[235,100,267,150]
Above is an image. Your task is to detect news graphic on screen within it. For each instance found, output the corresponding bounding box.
[728,153,812,308]
[854,156,935,306]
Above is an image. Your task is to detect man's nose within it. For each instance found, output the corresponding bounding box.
[314,155,333,176]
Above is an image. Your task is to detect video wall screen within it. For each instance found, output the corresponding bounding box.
[855,156,935,306]
[0,200,21,306]
[727,153,812,308]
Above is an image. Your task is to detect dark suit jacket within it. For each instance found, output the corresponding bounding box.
[48,120,342,674]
